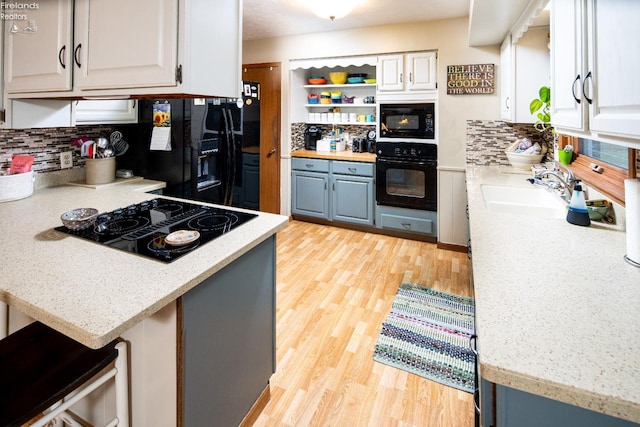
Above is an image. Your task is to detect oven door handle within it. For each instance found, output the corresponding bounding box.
[377,158,437,167]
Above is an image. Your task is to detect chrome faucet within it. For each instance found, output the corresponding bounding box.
[528,161,577,203]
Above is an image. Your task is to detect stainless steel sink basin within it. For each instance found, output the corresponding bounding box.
[481,184,568,218]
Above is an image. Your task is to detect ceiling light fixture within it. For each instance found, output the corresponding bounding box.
[307,0,362,21]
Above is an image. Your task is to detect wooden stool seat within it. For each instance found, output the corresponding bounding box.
[0,321,127,427]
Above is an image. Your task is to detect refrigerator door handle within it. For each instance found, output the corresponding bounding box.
[225,107,238,206]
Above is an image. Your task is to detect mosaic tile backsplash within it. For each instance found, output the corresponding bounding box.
[466,120,555,166]
[291,123,375,151]
[0,125,117,175]
[466,120,639,173]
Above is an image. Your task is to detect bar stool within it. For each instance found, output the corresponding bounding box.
[0,321,129,427]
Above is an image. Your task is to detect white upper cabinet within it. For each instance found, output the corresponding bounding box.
[500,35,513,120]
[500,27,551,123]
[551,0,640,146]
[73,0,178,91]
[377,52,437,94]
[3,0,73,93]
[3,0,241,99]
[74,100,138,124]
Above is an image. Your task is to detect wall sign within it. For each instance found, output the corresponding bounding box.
[447,64,495,95]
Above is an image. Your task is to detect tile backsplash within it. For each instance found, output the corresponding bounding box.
[466,120,554,166]
[291,123,374,151]
[0,125,116,175]
[466,120,640,174]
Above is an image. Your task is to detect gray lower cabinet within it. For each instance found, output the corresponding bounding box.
[181,236,276,426]
[481,380,639,427]
[331,161,375,226]
[291,157,374,226]
[291,158,330,219]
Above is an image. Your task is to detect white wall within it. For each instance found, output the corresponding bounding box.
[243,16,501,216]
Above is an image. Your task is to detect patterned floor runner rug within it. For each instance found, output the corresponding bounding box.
[373,283,476,393]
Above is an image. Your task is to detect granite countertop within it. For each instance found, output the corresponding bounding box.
[291,148,376,163]
[466,165,640,423]
[0,178,288,349]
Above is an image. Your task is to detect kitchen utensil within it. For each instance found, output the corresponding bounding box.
[96,137,109,149]
[110,131,123,145]
[60,208,99,230]
[110,131,129,156]
[80,140,94,157]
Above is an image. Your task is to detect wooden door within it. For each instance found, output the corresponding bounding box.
[242,63,282,214]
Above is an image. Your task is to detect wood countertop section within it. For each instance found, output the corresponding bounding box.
[0,179,288,349]
[466,165,640,424]
[291,149,376,163]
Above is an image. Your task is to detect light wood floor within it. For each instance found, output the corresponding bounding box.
[253,220,474,427]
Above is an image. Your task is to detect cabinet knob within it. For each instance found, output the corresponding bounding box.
[305,163,314,168]
[348,167,357,173]
[268,147,277,155]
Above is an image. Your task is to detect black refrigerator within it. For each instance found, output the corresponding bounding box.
[116,81,261,209]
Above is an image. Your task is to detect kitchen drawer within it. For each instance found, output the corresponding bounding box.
[331,161,374,177]
[378,213,433,235]
[291,158,330,173]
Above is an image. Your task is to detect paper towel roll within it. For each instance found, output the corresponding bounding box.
[625,178,640,266]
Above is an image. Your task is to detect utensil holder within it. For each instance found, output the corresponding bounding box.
[85,157,115,185]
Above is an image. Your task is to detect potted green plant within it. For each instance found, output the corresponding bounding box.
[529,85,551,132]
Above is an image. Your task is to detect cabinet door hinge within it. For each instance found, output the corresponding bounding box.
[175,65,183,84]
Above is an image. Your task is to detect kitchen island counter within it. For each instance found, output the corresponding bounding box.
[467,165,640,424]
[0,179,288,349]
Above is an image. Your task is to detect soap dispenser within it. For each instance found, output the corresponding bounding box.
[566,179,591,226]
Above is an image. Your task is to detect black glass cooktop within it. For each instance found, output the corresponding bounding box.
[55,198,257,263]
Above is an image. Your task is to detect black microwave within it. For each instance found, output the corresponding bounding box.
[379,102,435,141]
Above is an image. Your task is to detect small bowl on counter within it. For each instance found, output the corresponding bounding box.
[586,199,611,221]
[505,151,544,170]
[60,208,99,230]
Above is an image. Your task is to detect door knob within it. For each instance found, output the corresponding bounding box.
[268,148,277,155]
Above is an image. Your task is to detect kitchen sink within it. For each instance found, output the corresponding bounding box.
[481,184,568,218]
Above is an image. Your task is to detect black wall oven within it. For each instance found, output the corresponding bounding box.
[378,102,435,142]
[375,141,437,211]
